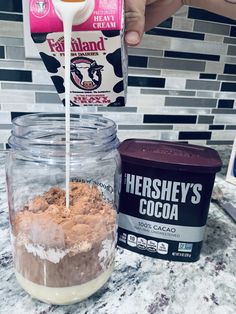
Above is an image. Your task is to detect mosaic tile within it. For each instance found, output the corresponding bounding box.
[6,46,25,60]
[0,13,23,22]
[0,36,23,46]
[35,92,62,104]
[149,57,205,72]
[218,99,234,108]
[172,17,193,31]
[0,20,23,37]
[0,1,22,13]
[165,97,217,108]
[194,20,230,36]
[198,115,214,124]
[179,131,212,140]
[186,80,220,91]
[227,45,236,56]
[143,114,197,124]
[128,76,165,88]
[0,68,31,82]
[209,125,225,130]
[1,83,56,91]
[128,47,163,57]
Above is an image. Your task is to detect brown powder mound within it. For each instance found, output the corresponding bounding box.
[12,182,117,287]
[13,182,116,249]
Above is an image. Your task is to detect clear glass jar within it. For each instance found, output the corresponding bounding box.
[6,113,121,305]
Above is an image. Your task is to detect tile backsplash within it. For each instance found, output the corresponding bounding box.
[0,1,236,149]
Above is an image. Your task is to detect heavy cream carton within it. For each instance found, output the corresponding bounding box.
[30,0,127,106]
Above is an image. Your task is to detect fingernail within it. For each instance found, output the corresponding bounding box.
[125,31,140,45]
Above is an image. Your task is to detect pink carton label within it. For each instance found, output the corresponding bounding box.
[30,0,127,107]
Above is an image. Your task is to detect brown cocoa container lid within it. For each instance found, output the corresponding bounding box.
[118,139,222,173]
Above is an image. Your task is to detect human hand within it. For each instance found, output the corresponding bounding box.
[125,0,236,46]
[125,0,183,46]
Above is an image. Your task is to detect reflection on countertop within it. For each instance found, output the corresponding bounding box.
[0,147,235,314]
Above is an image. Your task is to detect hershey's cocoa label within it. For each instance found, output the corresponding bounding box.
[118,162,216,262]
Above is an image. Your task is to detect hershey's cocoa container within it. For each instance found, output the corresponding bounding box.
[29,0,127,107]
[118,139,222,262]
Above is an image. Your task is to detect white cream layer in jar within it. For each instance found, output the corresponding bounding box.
[16,265,113,305]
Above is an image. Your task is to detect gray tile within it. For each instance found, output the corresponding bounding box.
[139,107,210,115]
[24,60,45,70]
[97,107,137,112]
[170,38,227,55]
[0,144,5,149]
[141,89,195,96]
[215,92,236,99]
[128,47,163,57]
[212,109,236,114]
[220,56,236,63]
[117,130,160,141]
[228,45,236,56]
[186,80,220,91]
[215,114,236,124]
[0,91,34,104]
[174,125,208,131]
[204,34,224,43]
[2,83,56,91]
[205,62,224,74]
[198,115,214,124]
[70,106,97,114]
[207,140,234,145]
[148,57,205,72]
[211,130,236,140]
[226,125,236,130]
[194,20,230,36]
[175,6,188,17]
[6,46,25,60]
[172,17,193,31]
[118,125,172,130]
[139,35,171,50]
[35,92,61,104]
[128,68,161,76]
[0,124,12,130]
[161,69,199,79]
[0,60,24,68]
[165,97,217,108]
[196,91,215,98]
[165,77,186,89]
[160,132,178,141]
[217,74,236,82]
[102,113,143,124]
[0,37,24,46]
[0,21,23,38]
[224,37,236,44]
[32,70,53,85]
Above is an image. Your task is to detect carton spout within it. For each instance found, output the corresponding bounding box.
[52,0,94,24]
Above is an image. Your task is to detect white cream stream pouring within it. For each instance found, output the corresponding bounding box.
[52,0,93,209]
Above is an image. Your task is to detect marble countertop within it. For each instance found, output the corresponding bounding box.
[0,147,235,314]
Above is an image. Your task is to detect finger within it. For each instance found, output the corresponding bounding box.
[125,0,147,46]
[145,0,183,31]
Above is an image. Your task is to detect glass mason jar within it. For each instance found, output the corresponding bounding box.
[6,113,121,305]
